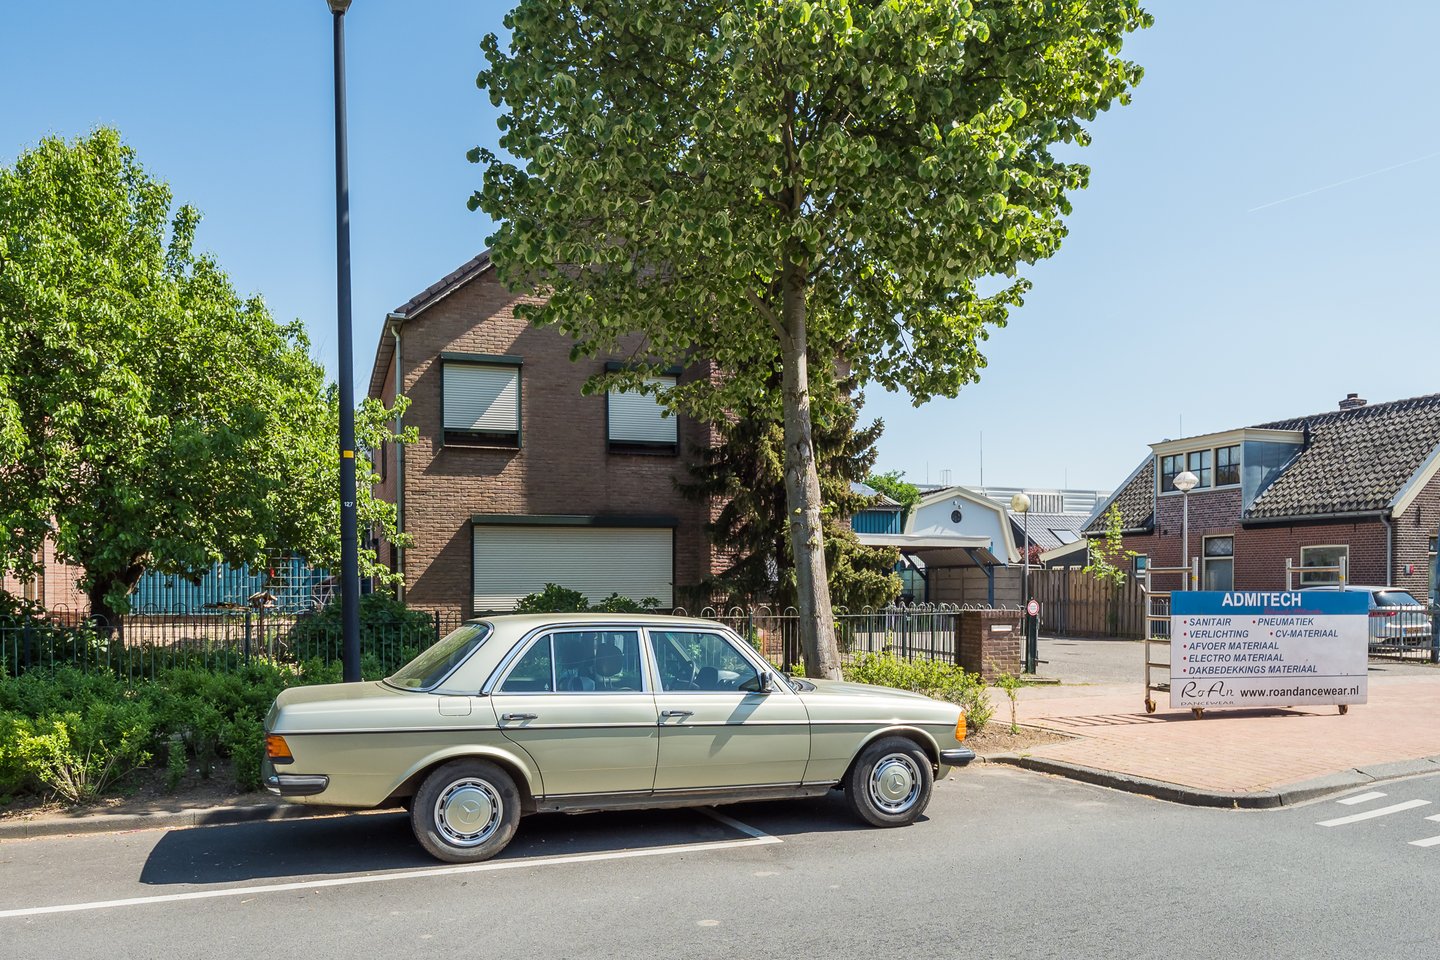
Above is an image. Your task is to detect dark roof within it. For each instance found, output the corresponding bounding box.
[1084,457,1155,535]
[1245,393,1440,519]
[1009,513,1088,551]
[1085,393,1440,533]
[392,250,493,318]
[368,251,495,399]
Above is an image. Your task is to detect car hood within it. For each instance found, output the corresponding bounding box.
[797,678,938,703]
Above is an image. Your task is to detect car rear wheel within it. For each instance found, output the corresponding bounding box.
[411,759,521,863]
[844,736,933,828]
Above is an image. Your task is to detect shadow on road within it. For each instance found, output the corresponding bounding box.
[137,795,873,887]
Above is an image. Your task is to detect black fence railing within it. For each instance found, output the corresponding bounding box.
[1366,605,1439,662]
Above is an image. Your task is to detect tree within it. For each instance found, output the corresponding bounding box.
[678,368,900,611]
[865,470,922,524]
[0,130,410,624]
[472,1,1150,676]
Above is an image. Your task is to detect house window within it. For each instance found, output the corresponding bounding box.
[1160,454,1183,493]
[1133,554,1149,576]
[1187,450,1212,489]
[1300,544,1348,586]
[442,357,521,447]
[1203,536,1233,591]
[1215,445,1240,487]
[607,374,678,452]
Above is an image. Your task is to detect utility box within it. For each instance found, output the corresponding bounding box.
[957,607,1023,679]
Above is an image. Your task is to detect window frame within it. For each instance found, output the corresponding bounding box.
[1187,450,1212,489]
[1215,444,1240,487]
[1133,554,1149,577]
[1202,535,1234,590]
[495,629,648,695]
[1159,454,1183,494]
[1299,544,1349,587]
[1159,444,1243,494]
[439,353,523,450]
[604,365,681,455]
[644,628,772,695]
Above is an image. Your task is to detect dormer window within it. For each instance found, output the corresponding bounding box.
[1187,450,1211,488]
[1160,454,1183,492]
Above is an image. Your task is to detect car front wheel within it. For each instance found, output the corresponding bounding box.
[844,736,934,828]
[411,759,521,863]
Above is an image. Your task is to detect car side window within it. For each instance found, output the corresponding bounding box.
[551,630,644,692]
[649,631,760,692]
[498,637,554,693]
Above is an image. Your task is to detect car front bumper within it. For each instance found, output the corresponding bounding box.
[939,747,977,767]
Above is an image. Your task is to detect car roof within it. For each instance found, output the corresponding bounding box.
[466,612,728,630]
[1302,585,1410,593]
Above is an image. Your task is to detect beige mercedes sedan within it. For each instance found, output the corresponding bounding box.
[263,613,974,863]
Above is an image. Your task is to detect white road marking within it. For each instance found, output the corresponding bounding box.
[1317,799,1431,827]
[0,833,781,919]
[698,807,773,840]
[1336,791,1387,806]
[1409,835,1440,848]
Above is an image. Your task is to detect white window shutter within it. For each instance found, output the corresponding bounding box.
[608,376,677,444]
[444,363,519,434]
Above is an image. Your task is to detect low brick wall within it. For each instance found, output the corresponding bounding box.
[957,608,1023,679]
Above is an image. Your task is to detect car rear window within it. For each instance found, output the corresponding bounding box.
[386,622,492,690]
[1374,591,1423,608]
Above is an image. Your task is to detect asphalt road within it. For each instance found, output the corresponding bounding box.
[3,766,1438,960]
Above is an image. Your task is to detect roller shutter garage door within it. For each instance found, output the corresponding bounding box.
[473,524,674,611]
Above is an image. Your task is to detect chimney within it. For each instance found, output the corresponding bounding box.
[1339,393,1367,410]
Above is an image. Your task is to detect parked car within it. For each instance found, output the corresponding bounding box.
[1300,585,1433,647]
[263,613,975,863]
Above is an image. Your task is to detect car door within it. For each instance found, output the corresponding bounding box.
[488,628,658,798]
[646,628,809,791]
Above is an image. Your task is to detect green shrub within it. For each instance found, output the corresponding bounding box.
[164,736,187,793]
[16,700,155,802]
[843,653,993,733]
[284,591,436,673]
[514,584,657,614]
[0,711,32,798]
[220,715,265,792]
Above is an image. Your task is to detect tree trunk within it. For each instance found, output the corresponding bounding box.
[779,264,842,680]
[85,562,146,637]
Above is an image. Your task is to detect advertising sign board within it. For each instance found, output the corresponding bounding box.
[1171,591,1368,710]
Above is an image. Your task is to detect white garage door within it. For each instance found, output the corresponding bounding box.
[472,524,674,611]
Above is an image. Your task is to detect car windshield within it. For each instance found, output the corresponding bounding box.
[385,622,492,690]
[1374,590,1422,608]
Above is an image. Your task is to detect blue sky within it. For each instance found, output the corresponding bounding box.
[4,2,1437,492]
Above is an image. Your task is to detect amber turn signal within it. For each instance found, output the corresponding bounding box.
[265,734,294,762]
[954,711,967,743]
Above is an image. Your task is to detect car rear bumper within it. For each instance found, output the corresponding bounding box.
[939,747,977,767]
[265,774,330,797]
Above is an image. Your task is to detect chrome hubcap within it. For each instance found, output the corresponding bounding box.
[436,778,501,847]
[869,754,920,814]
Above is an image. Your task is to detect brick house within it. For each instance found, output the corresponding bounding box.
[1084,393,1440,600]
[368,252,722,619]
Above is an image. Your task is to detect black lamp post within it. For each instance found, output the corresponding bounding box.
[328,0,361,681]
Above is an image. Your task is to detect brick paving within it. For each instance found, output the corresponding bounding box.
[996,674,1440,792]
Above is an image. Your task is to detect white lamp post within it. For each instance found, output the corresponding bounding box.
[1010,493,1031,602]
[1173,471,1199,589]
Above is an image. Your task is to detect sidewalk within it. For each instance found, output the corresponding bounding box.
[986,637,1440,806]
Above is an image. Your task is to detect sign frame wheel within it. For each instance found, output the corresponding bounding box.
[1191,707,1205,719]
[1338,704,1349,716]
[1144,698,1156,714]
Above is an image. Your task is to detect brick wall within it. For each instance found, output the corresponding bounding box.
[1,538,88,616]
[383,270,714,619]
[1393,469,1440,600]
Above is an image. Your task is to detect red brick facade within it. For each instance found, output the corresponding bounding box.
[371,268,720,619]
[1120,474,1440,600]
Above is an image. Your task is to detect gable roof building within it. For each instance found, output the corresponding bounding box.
[1086,392,1440,599]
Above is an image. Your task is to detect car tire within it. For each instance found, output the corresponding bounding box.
[411,759,521,863]
[843,735,934,828]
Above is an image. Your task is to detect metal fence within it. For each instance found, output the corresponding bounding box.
[1366,604,1439,662]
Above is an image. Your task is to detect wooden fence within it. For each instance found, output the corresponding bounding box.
[1028,568,1146,639]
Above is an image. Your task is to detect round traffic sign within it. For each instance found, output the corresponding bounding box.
[1026,599,1040,617]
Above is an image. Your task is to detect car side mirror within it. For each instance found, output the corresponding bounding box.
[741,672,771,694]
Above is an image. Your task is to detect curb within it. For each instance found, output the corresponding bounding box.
[0,801,396,842]
[985,753,1440,808]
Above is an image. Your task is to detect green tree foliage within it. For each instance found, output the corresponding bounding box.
[1083,504,1135,587]
[0,130,410,622]
[472,1,1150,676]
[865,470,922,522]
[679,370,900,611]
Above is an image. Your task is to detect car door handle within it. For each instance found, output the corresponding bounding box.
[500,713,538,722]
[660,710,693,719]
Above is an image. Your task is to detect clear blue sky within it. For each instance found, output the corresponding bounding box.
[4,2,1437,492]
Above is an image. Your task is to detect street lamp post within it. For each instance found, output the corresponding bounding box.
[1173,471,1199,590]
[328,0,361,681]
[1010,493,1034,672]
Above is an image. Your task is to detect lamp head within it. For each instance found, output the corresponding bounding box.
[1010,493,1031,514]
[1173,471,1199,493]
[327,1,352,13]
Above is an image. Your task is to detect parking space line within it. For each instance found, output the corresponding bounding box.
[1408,835,1440,848]
[697,807,774,841]
[1336,791,1387,806]
[1316,799,1430,827]
[0,833,782,920]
